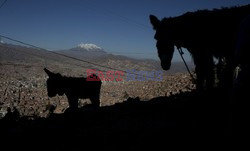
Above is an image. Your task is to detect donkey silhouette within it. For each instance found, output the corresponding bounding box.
[233,15,250,99]
[44,68,102,110]
[150,4,250,91]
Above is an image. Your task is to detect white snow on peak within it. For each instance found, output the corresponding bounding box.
[77,43,102,51]
[0,37,4,44]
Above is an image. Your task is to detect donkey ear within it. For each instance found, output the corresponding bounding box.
[44,68,54,77]
[149,15,160,29]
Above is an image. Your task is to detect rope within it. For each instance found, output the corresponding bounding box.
[177,47,195,81]
[0,62,41,68]
[0,35,159,80]
[0,0,8,10]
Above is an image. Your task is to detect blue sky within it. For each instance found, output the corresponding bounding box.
[0,0,250,61]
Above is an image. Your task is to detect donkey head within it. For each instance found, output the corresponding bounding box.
[44,68,64,97]
[150,15,175,70]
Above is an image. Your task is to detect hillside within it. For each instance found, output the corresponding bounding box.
[0,43,233,149]
[0,91,232,149]
[57,43,194,73]
[0,43,195,118]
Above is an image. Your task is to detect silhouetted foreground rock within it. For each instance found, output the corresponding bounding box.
[0,91,232,150]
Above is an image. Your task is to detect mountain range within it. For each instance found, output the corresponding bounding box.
[0,43,194,74]
[58,43,108,60]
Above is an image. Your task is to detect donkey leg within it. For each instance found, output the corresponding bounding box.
[195,69,205,90]
[90,96,100,107]
[67,96,78,110]
[205,56,215,90]
[193,53,215,91]
[222,58,234,93]
[193,55,206,91]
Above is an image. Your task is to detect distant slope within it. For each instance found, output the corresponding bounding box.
[57,47,108,60]
[56,44,194,73]
[0,43,194,73]
[0,43,196,118]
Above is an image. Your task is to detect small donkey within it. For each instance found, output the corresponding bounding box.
[44,68,102,109]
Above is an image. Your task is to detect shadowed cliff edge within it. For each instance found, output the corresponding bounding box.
[0,90,232,149]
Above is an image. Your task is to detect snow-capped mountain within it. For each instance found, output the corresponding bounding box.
[57,43,108,60]
[0,43,193,73]
[77,43,103,51]
[0,38,4,44]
